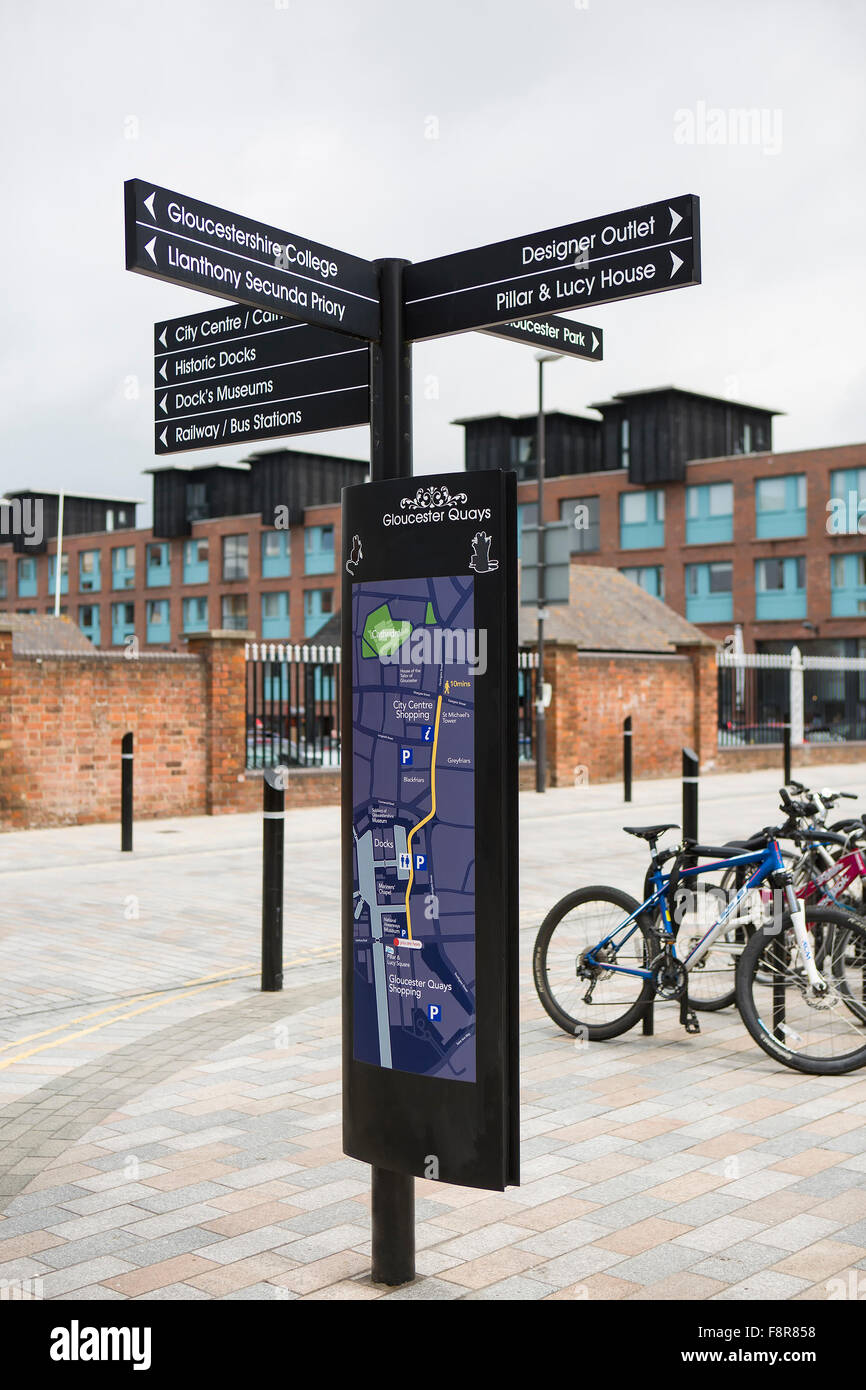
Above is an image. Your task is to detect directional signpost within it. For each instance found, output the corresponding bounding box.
[481,314,602,360]
[404,195,699,341]
[125,179,380,339]
[153,306,370,454]
[125,177,702,1287]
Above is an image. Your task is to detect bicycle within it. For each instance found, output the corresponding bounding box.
[532,812,866,1074]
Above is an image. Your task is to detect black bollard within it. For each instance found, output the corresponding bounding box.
[623,716,633,803]
[261,768,285,992]
[120,732,133,853]
[783,724,792,786]
[371,1167,415,1285]
[682,747,699,871]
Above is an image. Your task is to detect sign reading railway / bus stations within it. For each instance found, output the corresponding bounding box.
[404,194,700,341]
[125,178,380,339]
[342,469,519,1191]
[153,304,370,454]
[481,313,603,360]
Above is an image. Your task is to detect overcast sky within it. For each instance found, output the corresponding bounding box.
[1,0,864,523]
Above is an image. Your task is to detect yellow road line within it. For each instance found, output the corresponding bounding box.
[0,962,259,1053]
[0,947,341,1071]
[404,694,443,940]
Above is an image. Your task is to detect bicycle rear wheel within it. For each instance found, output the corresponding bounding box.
[533,886,656,1040]
[736,907,866,1074]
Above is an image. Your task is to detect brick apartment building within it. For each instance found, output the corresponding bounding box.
[459,386,866,658]
[1,384,864,659]
[0,449,365,651]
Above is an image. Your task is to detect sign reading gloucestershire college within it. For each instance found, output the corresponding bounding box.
[404,194,700,341]
[481,314,603,360]
[153,305,370,454]
[125,179,380,339]
[342,469,519,1190]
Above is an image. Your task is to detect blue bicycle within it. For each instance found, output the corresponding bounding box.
[532,813,866,1074]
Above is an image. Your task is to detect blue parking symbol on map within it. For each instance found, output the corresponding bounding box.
[400,748,413,766]
[421,724,434,742]
[414,853,427,871]
[428,1004,442,1022]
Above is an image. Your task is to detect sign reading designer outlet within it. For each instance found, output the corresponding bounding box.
[404,194,700,340]
[342,470,519,1190]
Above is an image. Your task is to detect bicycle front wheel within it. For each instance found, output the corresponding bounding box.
[533,886,656,1041]
[736,907,866,1074]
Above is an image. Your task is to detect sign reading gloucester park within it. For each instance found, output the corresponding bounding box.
[342,471,520,1190]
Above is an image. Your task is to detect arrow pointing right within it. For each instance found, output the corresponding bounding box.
[591,333,599,353]
[670,251,684,278]
[669,206,683,235]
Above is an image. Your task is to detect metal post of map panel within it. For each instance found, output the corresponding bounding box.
[783,724,792,786]
[120,732,133,853]
[623,716,633,803]
[366,257,415,1284]
[371,1166,415,1285]
[261,770,285,992]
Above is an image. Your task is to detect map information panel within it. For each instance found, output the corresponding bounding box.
[352,576,477,1082]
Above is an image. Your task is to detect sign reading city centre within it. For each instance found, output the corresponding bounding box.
[153,304,370,454]
[342,470,519,1190]
[125,179,380,339]
[404,194,700,341]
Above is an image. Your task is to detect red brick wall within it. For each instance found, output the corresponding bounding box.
[0,636,207,830]
[541,640,716,786]
[0,626,340,832]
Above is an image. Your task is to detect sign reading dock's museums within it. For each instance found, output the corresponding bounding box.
[153,304,370,454]
[342,470,519,1190]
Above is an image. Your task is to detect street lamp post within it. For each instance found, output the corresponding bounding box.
[535,353,560,794]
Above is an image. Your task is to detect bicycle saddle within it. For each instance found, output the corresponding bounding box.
[622,823,679,841]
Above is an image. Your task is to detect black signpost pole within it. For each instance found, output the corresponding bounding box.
[261,770,285,993]
[623,716,633,803]
[535,360,547,795]
[368,257,415,1286]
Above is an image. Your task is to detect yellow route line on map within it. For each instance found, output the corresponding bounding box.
[404,694,443,941]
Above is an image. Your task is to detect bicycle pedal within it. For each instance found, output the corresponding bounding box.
[683,1011,701,1035]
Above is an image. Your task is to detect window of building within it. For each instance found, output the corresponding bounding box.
[303,587,333,638]
[619,566,664,600]
[183,539,209,584]
[755,557,807,620]
[708,561,733,593]
[221,593,248,629]
[111,545,135,589]
[17,556,37,597]
[79,550,100,592]
[510,435,535,479]
[262,529,291,579]
[755,474,807,538]
[0,559,6,599]
[222,534,249,582]
[620,418,630,469]
[304,525,335,576]
[559,496,600,553]
[185,482,208,522]
[619,489,664,550]
[685,482,733,544]
[261,591,291,640]
[182,596,208,632]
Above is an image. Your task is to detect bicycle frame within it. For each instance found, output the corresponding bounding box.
[587,839,788,980]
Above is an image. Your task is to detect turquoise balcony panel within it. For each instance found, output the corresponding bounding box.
[755,590,807,621]
[111,606,135,646]
[304,526,335,576]
[182,599,208,634]
[756,508,807,539]
[47,559,69,595]
[686,514,733,545]
[261,592,291,640]
[79,551,101,593]
[183,544,209,584]
[304,609,331,638]
[78,608,100,645]
[686,592,733,623]
[620,519,664,551]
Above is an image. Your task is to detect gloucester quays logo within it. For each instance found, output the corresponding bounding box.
[382,485,490,528]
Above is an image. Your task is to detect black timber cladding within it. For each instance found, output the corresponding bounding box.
[1,493,138,554]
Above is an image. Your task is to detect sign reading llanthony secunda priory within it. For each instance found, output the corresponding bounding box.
[125,179,380,339]
[342,470,519,1191]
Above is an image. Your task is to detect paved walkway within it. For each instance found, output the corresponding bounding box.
[2,763,866,1300]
